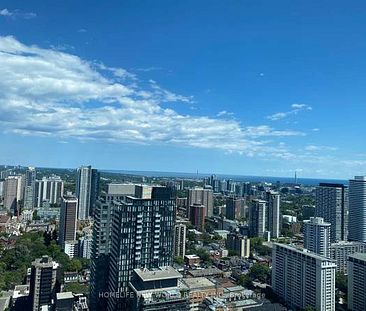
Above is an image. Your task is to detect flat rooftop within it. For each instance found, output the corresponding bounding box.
[56,292,74,300]
[182,277,215,290]
[134,267,182,282]
[274,243,337,263]
[331,241,366,246]
[349,253,366,262]
[187,267,223,277]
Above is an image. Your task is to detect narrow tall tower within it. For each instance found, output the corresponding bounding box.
[249,199,267,238]
[303,217,331,257]
[316,183,348,242]
[24,167,36,210]
[76,166,100,220]
[266,191,280,239]
[349,176,366,242]
[59,196,78,248]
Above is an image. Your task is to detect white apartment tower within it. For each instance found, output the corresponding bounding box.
[75,166,100,220]
[304,217,331,257]
[34,176,64,208]
[272,243,336,311]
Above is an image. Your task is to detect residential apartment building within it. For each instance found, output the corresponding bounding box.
[316,183,348,242]
[348,253,366,311]
[304,217,331,257]
[272,243,336,311]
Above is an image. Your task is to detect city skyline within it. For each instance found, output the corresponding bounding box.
[1,1,366,179]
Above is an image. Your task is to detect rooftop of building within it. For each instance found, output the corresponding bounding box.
[187,229,203,235]
[252,199,266,203]
[353,176,366,181]
[349,253,366,262]
[13,285,30,299]
[0,215,10,224]
[134,266,182,282]
[0,291,12,311]
[204,297,227,308]
[214,230,230,234]
[304,217,331,225]
[56,292,74,300]
[62,195,78,201]
[184,254,200,259]
[187,267,223,277]
[273,243,337,263]
[32,256,59,269]
[190,203,205,207]
[318,182,347,188]
[231,299,262,308]
[331,241,366,247]
[182,277,215,290]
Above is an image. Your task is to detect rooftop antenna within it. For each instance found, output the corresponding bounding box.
[295,171,298,184]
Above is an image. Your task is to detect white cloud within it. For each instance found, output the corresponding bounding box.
[0,36,307,158]
[135,67,162,72]
[0,8,36,19]
[217,110,234,117]
[305,145,338,151]
[267,104,312,121]
[0,9,12,16]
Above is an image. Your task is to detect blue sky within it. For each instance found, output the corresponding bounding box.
[0,0,366,178]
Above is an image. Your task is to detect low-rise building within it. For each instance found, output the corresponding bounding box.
[182,277,223,311]
[129,266,189,311]
[187,267,224,278]
[64,240,79,258]
[184,255,201,266]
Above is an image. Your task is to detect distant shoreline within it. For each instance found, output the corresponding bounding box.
[101,169,348,186]
[0,164,348,186]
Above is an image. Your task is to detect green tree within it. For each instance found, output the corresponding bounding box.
[187,231,196,241]
[238,274,253,288]
[67,259,82,272]
[335,272,347,293]
[43,231,52,246]
[202,232,213,245]
[196,248,211,264]
[228,250,240,257]
[51,229,58,241]
[173,256,184,265]
[249,263,270,283]
[250,237,264,250]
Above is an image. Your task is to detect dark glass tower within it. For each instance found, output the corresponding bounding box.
[90,185,176,311]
